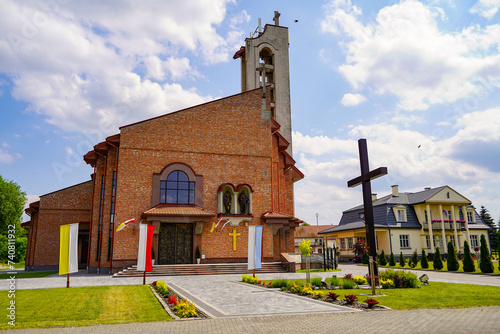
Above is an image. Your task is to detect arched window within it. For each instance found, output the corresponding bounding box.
[160,171,195,204]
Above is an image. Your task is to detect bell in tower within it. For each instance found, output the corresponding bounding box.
[233,11,292,154]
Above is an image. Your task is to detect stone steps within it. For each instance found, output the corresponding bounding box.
[113,262,288,277]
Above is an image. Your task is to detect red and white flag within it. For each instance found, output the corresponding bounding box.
[137,224,155,272]
[116,218,135,232]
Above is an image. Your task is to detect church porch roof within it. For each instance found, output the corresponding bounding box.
[142,204,216,218]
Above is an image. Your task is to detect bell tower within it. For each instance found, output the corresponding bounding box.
[233,11,292,154]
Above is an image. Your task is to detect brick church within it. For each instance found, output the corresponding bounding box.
[24,16,304,274]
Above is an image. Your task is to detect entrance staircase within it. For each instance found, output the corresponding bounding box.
[113,262,288,277]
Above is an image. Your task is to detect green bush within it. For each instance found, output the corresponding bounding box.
[433,247,443,270]
[389,252,396,266]
[421,249,429,269]
[311,277,323,288]
[270,279,289,289]
[155,280,169,297]
[379,269,419,288]
[329,276,340,287]
[479,234,494,273]
[463,240,475,272]
[290,281,302,293]
[379,250,388,266]
[353,276,367,285]
[173,299,197,318]
[361,252,369,264]
[399,252,406,267]
[447,241,459,271]
[341,278,356,289]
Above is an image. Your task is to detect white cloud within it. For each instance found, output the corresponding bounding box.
[470,0,500,19]
[341,93,367,106]
[0,148,16,163]
[0,0,243,135]
[293,108,500,224]
[320,0,500,112]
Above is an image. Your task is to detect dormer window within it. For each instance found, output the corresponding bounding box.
[392,205,407,222]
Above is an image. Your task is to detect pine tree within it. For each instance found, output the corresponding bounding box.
[479,234,494,273]
[399,252,406,267]
[462,240,475,272]
[410,250,418,268]
[421,249,429,269]
[480,206,497,252]
[389,252,396,266]
[446,241,459,271]
[379,250,388,266]
[433,247,443,270]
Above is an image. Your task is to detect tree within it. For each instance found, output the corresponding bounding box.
[421,249,429,269]
[389,252,396,266]
[378,249,387,266]
[497,231,500,256]
[433,247,443,270]
[410,250,418,268]
[300,222,310,226]
[479,234,494,273]
[0,175,26,235]
[446,241,459,271]
[462,240,475,272]
[479,206,497,252]
[399,252,406,267]
[352,239,368,256]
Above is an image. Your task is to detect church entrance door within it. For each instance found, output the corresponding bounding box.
[158,223,193,264]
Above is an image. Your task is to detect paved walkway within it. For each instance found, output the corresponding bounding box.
[2,264,500,333]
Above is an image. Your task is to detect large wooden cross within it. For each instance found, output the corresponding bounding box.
[347,139,387,277]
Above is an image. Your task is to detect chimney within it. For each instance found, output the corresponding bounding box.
[392,185,399,197]
[424,187,431,191]
[372,194,377,201]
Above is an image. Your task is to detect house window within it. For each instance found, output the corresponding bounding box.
[340,238,346,250]
[399,235,410,248]
[467,211,474,223]
[470,235,479,248]
[347,237,353,249]
[424,210,428,223]
[425,235,431,248]
[393,206,407,222]
[160,171,195,204]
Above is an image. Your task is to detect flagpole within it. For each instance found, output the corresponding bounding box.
[66,273,70,288]
[143,270,146,285]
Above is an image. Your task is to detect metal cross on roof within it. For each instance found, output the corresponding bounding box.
[347,139,388,277]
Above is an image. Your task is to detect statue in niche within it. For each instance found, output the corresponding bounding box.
[238,191,249,215]
[223,190,232,214]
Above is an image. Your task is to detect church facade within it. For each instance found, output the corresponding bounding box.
[24,19,304,273]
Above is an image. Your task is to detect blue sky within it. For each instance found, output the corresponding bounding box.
[1,0,499,225]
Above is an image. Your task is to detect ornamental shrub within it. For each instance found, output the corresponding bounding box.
[155,280,169,297]
[353,276,367,285]
[463,240,475,272]
[301,284,314,295]
[271,279,288,289]
[380,278,394,289]
[290,281,302,293]
[311,277,323,288]
[327,292,339,301]
[341,278,356,289]
[410,250,418,268]
[446,241,459,271]
[330,276,340,287]
[433,247,443,270]
[173,299,197,318]
[364,298,379,309]
[379,269,419,288]
[344,294,358,304]
[399,252,406,267]
[361,252,369,264]
[312,290,326,299]
[421,249,429,269]
[379,250,388,266]
[389,252,396,266]
[298,239,312,256]
[479,234,494,273]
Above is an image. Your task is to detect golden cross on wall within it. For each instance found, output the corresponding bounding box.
[229,228,241,251]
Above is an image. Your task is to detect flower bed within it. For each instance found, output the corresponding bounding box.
[151,281,207,319]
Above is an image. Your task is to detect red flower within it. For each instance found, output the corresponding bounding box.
[167,295,178,305]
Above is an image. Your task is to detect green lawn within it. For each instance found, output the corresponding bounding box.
[0,271,57,279]
[259,278,500,310]
[1,285,171,329]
